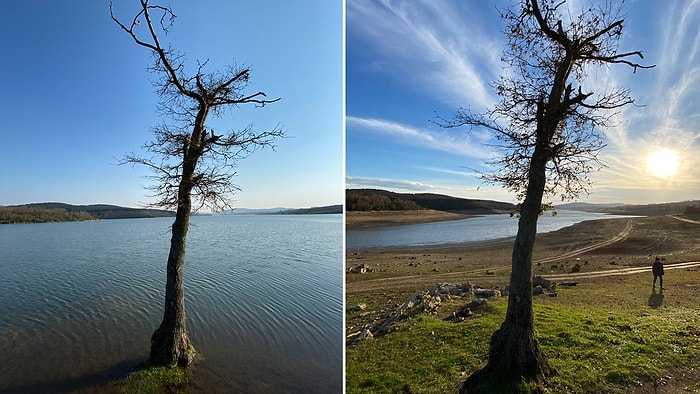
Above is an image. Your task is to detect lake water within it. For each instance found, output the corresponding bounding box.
[0,214,343,393]
[347,210,634,249]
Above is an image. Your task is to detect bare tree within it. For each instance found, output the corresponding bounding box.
[110,1,283,367]
[438,0,653,391]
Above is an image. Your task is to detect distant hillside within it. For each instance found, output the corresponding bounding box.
[1,202,174,224]
[224,205,342,215]
[278,204,342,215]
[346,189,515,213]
[225,207,287,215]
[555,202,624,212]
[557,200,700,217]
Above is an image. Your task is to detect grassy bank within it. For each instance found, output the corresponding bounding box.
[116,364,188,394]
[73,363,188,394]
[346,269,700,393]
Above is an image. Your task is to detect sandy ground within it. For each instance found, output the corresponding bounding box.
[346,215,700,294]
[346,210,476,229]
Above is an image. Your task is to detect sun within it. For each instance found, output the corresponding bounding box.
[646,149,679,178]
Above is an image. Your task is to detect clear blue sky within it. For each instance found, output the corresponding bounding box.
[0,1,342,209]
[347,0,700,205]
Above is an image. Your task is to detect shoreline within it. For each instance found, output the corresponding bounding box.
[346,216,700,293]
[345,209,479,230]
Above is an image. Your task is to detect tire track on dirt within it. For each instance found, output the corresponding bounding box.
[541,261,700,280]
[671,215,700,225]
[533,219,633,265]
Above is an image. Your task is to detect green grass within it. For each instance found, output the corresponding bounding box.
[346,273,700,393]
[69,361,189,394]
[346,301,503,393]
[116,362,188,394]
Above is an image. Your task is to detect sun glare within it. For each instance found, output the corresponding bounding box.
[646,149,679,178]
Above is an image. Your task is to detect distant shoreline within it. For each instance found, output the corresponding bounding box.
[345,209,478,229]
[346,215,700,293]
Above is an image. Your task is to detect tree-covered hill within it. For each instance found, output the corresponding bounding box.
[346,189,515,213]
[278,205,343,214]
[0,203,175,224]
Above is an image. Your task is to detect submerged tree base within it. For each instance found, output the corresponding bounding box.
[149,326,196,368]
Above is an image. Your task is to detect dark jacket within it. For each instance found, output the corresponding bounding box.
[652,261,664,276]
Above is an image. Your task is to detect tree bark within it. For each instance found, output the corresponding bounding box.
[461,146,555,393]
[149,109,207,367]
[149,184,196,367]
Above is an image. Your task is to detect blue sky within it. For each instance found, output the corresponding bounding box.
[0,1,342,209]
[347,0,700,205]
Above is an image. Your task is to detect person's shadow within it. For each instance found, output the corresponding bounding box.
[648,288,664,308]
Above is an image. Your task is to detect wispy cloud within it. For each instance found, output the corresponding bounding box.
[418,166,481,178]
[591,0,700,198]
[347,0,700,204]
[347,116,496,160]
[346,176,442,192]
[347,0,503,110]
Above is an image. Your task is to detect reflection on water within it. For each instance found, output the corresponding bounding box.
[347,210,637,249]
[0,215,343,393]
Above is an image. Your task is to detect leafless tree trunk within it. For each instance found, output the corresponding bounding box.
[111,0,283,367]
[436,0,653,391]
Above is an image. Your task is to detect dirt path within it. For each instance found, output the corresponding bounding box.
[533,219,633,265]
[671,215,700,225]
[542,261,700,280]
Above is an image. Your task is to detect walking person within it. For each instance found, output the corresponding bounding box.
[652,256,665,290]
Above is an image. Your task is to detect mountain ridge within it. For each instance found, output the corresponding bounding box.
[1,202,342,224]
[0,202,175,224]
[346,188,516,213]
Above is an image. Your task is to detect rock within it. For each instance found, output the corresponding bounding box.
[352,303,367,312]
[349,263,370,274]
[533,285,545,295]
[432,268,439,272]
[473,288,501,297]
[485,270,495,275]
[446,307,472,321]
[423,295,441,314]
[570,263,581,273]
[469,298,488,307]
[358,327,373,340]
[445,298,488,321]
[437,284,452,294]
[533,275,554,291]
[449,287,463,296]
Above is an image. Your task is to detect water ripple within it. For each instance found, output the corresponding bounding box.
[0,215,342,393]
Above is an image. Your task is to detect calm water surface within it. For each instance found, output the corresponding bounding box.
[347,210,636,249]
[0,214,342,393]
